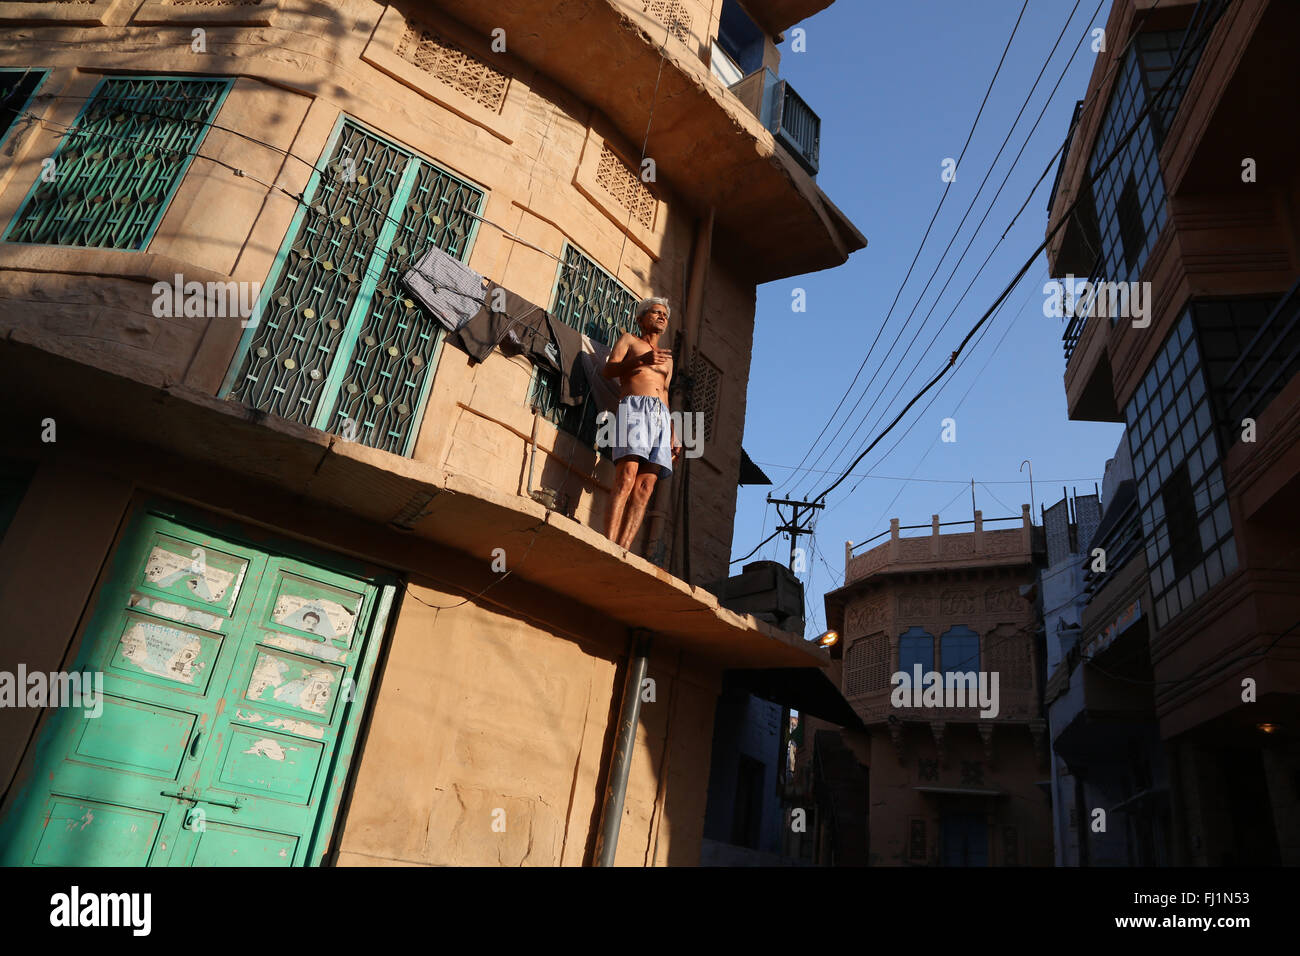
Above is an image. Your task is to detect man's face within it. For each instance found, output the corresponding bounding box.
[638,304,669,334]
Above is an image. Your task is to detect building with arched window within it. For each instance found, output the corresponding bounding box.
[818,508,1052,865]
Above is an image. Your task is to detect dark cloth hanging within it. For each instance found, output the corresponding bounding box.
[449,279,626,416]
[544,313,589,407]
[452,280,550,364]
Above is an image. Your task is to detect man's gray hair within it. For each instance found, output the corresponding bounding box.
[634,297,671,321]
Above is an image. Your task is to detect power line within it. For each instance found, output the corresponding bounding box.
[791,0,1095,499]
[798,0,1103,498]
[800,0,1220,509]
[785,0,1182,501]
[780,0,1033,496]
[824,262,1050,519]
[756,462,1103,487]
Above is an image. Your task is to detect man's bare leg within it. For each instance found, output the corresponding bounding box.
[605,458,641,542]
[616,469,658,550]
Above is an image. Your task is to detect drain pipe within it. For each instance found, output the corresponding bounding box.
[525,408,541,498]
[593,628,653,866]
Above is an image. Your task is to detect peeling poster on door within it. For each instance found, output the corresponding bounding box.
[271,594,356,640]
[144,547,236,604]
[118,622,204,684]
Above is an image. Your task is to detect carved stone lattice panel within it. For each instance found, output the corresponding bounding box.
[845,631,888,697]
[983,530,1024,554]
[985,624,1032,689]
[847,546,888,581]
[642,0,692,44]
[594,144,657,230]
[687,353,720,444]
[394,20,510,114]
[941,534,974,557]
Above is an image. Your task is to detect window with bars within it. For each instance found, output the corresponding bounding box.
[0,69,46,150]
[1124,309,1236,628]
[223,118,485,457]
[4,76,231,250]
[528,242,637,445]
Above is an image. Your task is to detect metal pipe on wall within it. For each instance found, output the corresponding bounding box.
[593,628,653,866]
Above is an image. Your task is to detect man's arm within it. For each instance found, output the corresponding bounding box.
[601,333,635,379]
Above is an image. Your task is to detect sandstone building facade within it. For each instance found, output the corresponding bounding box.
[0,0,864,866]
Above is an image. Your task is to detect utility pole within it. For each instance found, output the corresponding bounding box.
[767,496,825,572]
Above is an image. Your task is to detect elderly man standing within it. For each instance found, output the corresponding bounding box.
[602,297,681,549]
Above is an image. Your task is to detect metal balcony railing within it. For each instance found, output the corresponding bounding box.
[1060,262,1106,366]
[728,67,821,176]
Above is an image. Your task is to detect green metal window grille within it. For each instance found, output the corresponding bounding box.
[0,69,47,150]
[224,118,485,456]
[529,243,637,444]
[3,76,231,250]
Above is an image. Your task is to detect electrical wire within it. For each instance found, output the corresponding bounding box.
[799,0,1104,498]
[790,0,1095,499]
[800,0,1221,510]
[780,0,1033,496]
[784,0,1181,501]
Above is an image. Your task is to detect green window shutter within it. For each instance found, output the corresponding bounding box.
[4,76,231,250]
[226,119,485,457]
[530,243,637,444]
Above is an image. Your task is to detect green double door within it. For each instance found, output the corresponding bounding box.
[0,508,394,866]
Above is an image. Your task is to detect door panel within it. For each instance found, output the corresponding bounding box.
[0,508,393,867]
[31,798,165,867]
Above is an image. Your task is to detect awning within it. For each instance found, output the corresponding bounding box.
[726,666,863,729]
[738,449,772,486]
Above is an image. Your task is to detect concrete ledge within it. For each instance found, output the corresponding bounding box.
[0,332,823,669]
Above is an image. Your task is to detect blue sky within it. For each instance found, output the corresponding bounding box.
[731,0,1126,634]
